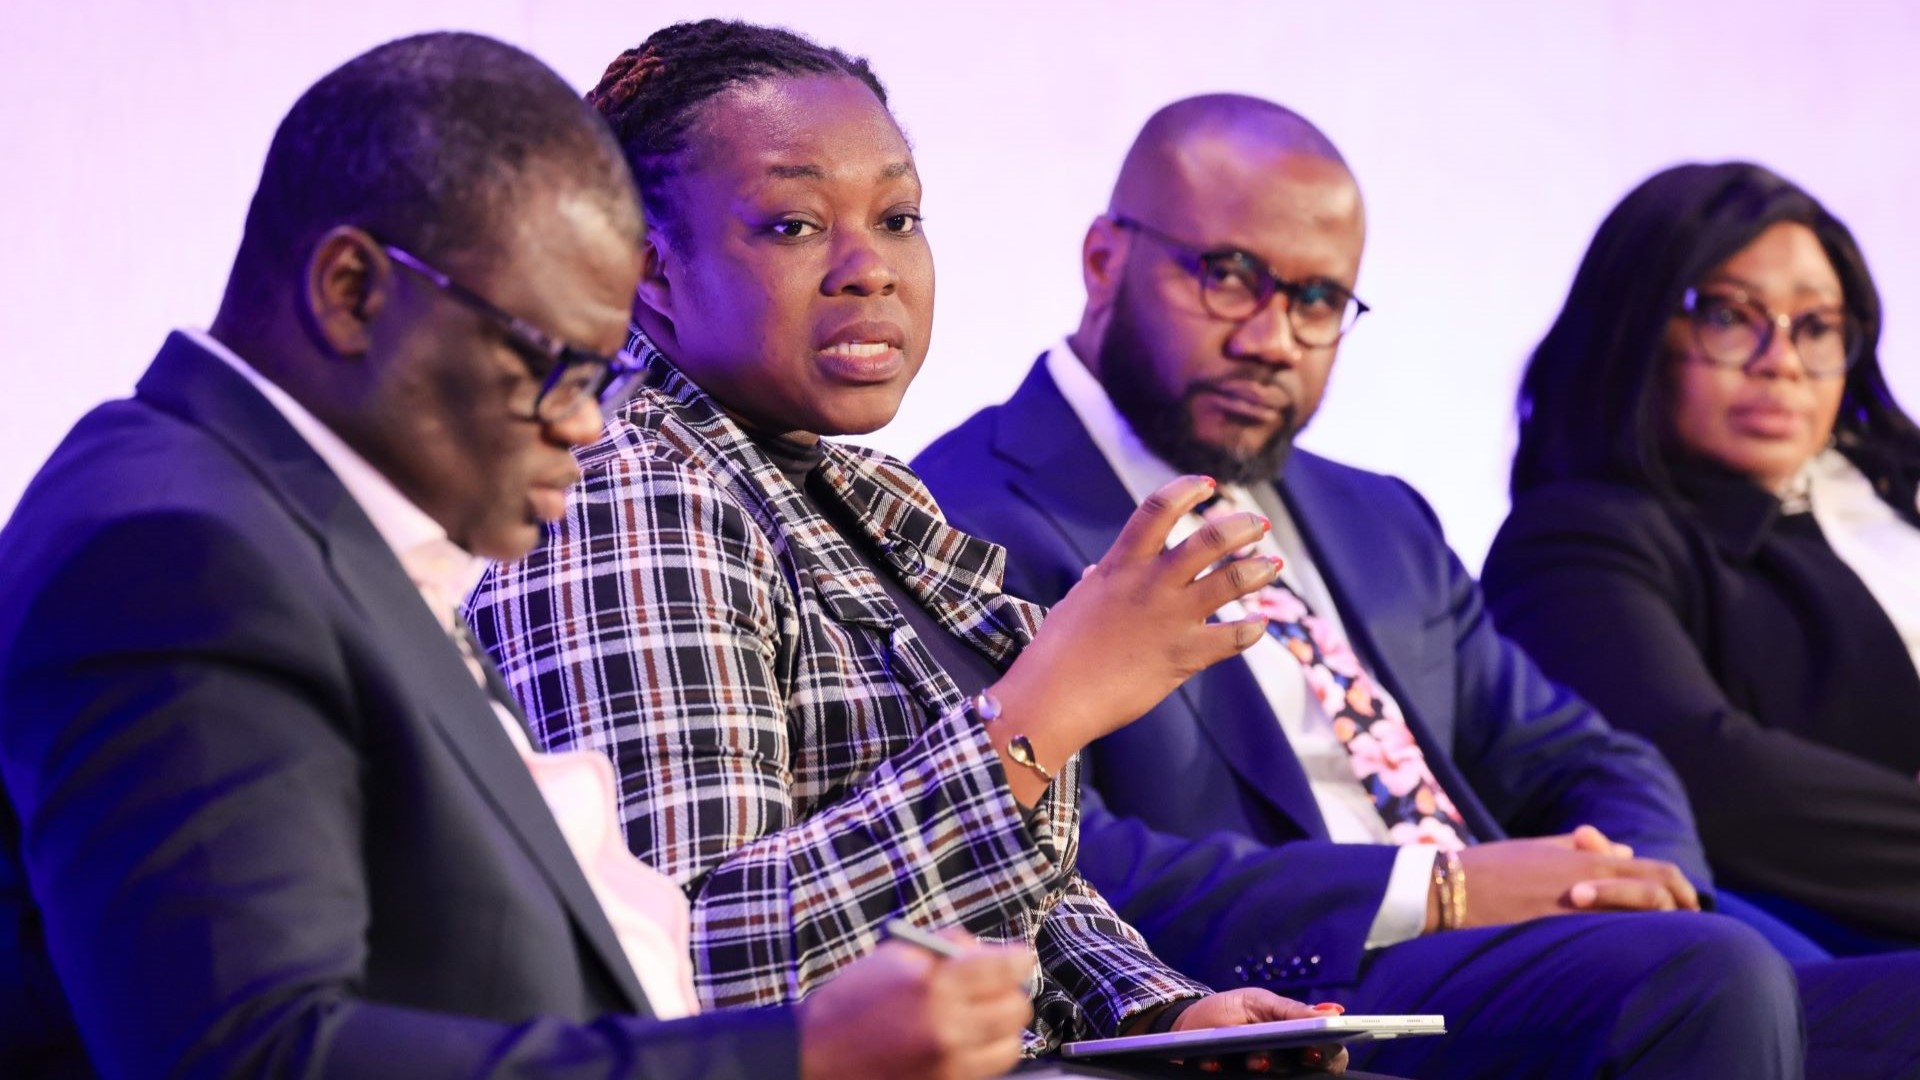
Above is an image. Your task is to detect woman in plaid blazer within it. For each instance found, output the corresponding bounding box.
[469,20,1345,1064]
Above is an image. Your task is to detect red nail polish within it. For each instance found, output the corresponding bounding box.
[1200,475,1216,490]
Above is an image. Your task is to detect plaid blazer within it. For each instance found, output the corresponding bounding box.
[467,344,1208,1050]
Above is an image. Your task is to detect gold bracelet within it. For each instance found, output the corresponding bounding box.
[971,691,1054,785]
[1443,851,1467,931]
[1430,850,1466,931]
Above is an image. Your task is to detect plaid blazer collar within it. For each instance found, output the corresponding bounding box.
[625,332,1040,665]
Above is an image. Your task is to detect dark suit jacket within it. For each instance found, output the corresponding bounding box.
[912,358,1707,992]
[0,335,796,1079]
[1483,464,1920,943]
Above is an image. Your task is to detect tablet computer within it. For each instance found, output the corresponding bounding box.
[1058,1014,1445,1060]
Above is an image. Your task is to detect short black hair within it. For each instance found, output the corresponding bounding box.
[586,19,888,248]
[1512,161,1920,500]
[225,31,638,319]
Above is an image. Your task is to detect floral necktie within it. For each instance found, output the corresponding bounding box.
[1203,494,1474,850]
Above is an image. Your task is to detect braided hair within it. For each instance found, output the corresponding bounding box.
[587,20,889,247]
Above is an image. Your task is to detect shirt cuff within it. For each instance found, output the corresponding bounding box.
[1363,845,1439,950]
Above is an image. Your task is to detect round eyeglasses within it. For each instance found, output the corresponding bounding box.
[1678,287,1862,379]
[384,244,644,423]
[1111,215,1369,346]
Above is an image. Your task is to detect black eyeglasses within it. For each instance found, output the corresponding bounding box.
[1677,287,1861,379]
[1110,215,1369,346]
[383,244,644,423]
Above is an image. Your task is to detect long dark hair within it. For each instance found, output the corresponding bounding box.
[1511,161,1920,501]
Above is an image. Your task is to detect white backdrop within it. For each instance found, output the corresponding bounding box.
[3,1,1915,567]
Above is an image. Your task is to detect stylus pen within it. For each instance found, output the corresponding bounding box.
[882,919,1037,996]
[882,918,967,958]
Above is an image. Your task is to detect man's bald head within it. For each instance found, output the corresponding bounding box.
[1109,94,1351,220]
[1070,94,1368,484]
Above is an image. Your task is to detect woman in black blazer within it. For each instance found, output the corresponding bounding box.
[1482,162,1920,953]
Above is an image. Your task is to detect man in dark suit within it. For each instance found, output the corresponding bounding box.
[0,32,1030,1080]
[912,94,1917,1079]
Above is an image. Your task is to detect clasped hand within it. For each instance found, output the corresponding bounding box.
[1445,825,1702,931]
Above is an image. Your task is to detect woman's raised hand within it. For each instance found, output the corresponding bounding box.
[985,475,1279,804]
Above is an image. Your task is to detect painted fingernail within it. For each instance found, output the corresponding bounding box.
[1312,1002,1345,1013]
[1269,555,1286,572]
[1302,1047,1324,1066]
[1199,475,1217,490]
[1570,883,1596,907]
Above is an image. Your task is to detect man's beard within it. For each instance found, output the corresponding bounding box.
[1095,276,1299,486]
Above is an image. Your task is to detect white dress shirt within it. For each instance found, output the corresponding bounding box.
[1045,342,1436,948]
[1805,447,1920,681]
[187,329,702,1018]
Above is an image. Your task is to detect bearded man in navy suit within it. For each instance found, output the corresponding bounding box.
[915,94,1920,1080]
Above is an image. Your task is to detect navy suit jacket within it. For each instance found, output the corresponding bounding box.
[913,358,1709,993]
[0,335,795,1079]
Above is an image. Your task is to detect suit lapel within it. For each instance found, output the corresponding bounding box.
[994,360,1327,836]
[819,450,1040,663]
[139,335,651,1013]
[996,363,1137,582]
[1276,455,1428,685]
[639,350,1036,732]
[330,538,650,1012]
